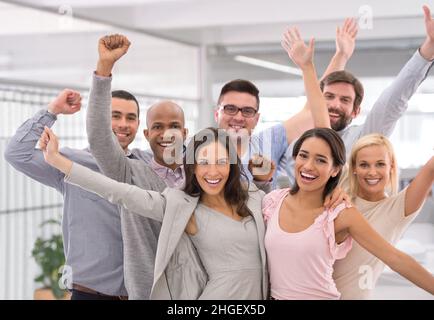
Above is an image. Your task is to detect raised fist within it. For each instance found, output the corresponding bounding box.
[47,89,82,115]
[248,154,276,182]
[97,34,131,76]
[98,34,131,64]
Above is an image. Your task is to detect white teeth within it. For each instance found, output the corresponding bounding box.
[116,133,128,137]
[205,178,220,185]
[159,142,174,147]
[230,125,244,130]
[301,172,317,179]
[366,179,380,185]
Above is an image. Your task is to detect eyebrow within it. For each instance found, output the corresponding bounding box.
[197,157,228,162]
[112,111,137,118]
[150,120,183,126]
[300,149,328,160]
[324,92,353,100]
[358,159,386,163]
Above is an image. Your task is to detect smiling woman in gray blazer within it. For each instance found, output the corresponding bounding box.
[39,126,268,300]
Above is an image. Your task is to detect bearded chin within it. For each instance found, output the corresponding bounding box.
[331,116,352,132]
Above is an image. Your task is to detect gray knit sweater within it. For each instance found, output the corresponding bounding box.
[86,74,167,300]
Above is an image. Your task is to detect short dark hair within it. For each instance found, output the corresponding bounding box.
[320,70,364,113]
[290,128,346,200]
[183,127,251,217]
[217,79,260,109]
[111,90,140,119]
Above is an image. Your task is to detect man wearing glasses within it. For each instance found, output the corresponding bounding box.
[214,79,313,187]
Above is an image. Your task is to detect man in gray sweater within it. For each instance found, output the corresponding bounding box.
[87,34,188,300]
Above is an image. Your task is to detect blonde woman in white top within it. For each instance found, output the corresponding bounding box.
[334,133,434,299]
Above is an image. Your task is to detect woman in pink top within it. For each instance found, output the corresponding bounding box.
[265,27,434,300]
[263,127,434,299]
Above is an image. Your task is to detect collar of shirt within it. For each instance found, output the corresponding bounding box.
[150,158,185,189]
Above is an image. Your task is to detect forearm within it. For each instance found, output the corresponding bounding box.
[96,59,114,77]
[405,156,434,215]
[321,52,348,80]
[361,50,433,137]
[5,110,56,166]
[428,156,434,178]
[302,63,330,128]
[49,154,73,176]
[419,38,434,62]
[390,251,434,295]
[65,162,164,221]
[87,74,128,181]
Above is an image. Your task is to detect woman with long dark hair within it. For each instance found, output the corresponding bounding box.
[39,126,268,300]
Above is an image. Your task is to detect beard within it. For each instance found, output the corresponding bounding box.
[328,108,353,132]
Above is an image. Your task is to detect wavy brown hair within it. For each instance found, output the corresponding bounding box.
[183,127,251,217]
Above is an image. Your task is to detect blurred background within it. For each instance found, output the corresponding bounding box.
[0,0,433,299]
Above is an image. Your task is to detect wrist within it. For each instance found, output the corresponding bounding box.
[96,59,114,77]
[49,152,62,166]
[419,38,434,61]
[47,103,60,115]
[334,50,350,60]
[333,51,349,66]
[300,61,315,72]
[253,176,272,182]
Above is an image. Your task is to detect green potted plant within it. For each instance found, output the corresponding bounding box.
[31,218,69,299]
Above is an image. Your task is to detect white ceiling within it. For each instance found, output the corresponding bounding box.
[9,0,429,44]
[1,0,433,98]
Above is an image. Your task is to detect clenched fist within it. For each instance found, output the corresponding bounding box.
[97,34,131,77]
[248,154,276,182]
[47,89,82,115]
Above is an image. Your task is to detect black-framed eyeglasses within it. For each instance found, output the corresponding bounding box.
[220,104,258,118]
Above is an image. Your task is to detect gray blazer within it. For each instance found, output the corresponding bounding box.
[66,163,269,299]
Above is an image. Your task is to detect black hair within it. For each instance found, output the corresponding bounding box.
[217,79,260,109]
[112,90,140,118]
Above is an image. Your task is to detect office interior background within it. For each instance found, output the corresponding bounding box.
[0,0,433,299]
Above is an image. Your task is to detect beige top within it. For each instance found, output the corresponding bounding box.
[333,188,420,299]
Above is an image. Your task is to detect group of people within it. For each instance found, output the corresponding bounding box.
[4,6,434,300]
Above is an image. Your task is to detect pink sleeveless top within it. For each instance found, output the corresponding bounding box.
[263,188,352,300]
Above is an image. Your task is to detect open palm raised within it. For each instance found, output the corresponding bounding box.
[282,27,314,70]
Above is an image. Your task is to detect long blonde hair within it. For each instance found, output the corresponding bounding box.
[349,134,398,197]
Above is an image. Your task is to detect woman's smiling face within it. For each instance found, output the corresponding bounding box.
[194,141,230,197]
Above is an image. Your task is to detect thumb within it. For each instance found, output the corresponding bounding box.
[124,38,131,49]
